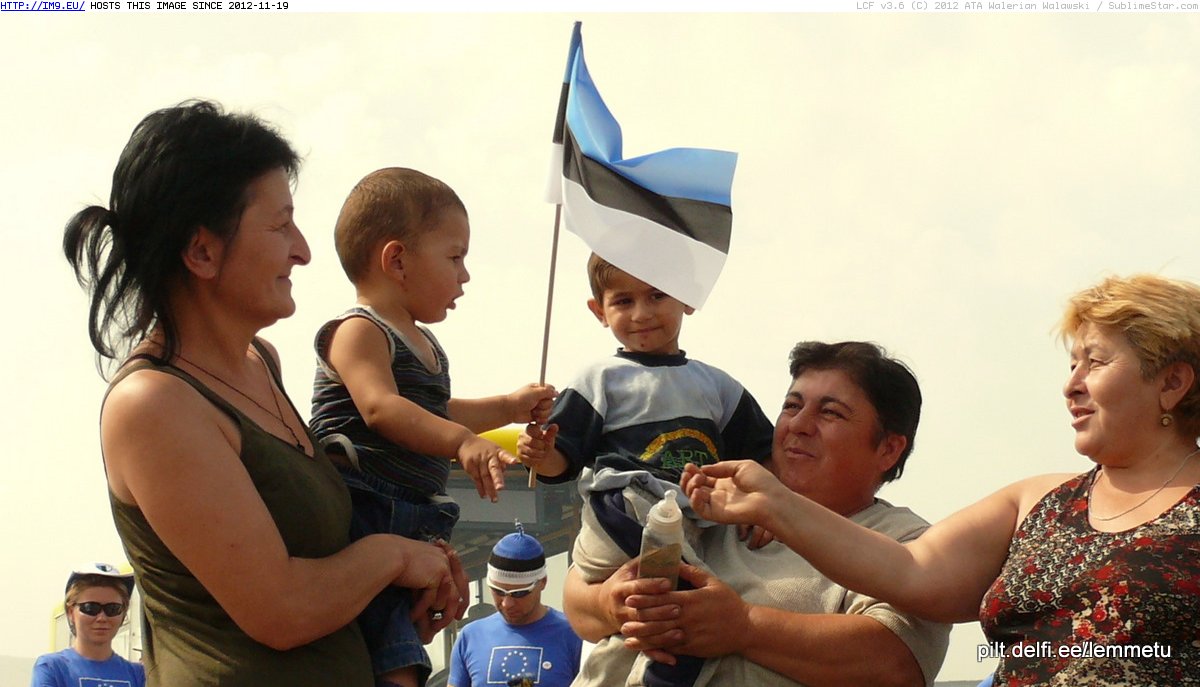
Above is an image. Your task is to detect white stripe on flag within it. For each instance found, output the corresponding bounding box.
[562,177,726,310]
[544,142,564,204]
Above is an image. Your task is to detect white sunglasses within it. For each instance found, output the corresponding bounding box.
[488,580,540,598]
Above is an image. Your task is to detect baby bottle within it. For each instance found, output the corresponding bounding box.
[637,489,684,588]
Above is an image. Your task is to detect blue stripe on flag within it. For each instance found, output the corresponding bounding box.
[564,32,737,207]
[560,22,582,85]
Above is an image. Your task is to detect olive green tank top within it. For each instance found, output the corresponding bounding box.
[108,342,373,686]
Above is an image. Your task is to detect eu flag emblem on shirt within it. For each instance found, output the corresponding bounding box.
[488,645,544,684]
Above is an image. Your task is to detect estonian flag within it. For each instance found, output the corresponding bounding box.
[546,22,737,310]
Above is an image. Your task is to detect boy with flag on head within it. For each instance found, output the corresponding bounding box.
[520,22,776,687]
[517,252,774,687]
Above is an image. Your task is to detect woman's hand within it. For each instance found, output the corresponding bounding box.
[621,563,752,664]
[438,539,470,621]
[602,558,676,631]
[397,538,467,639]
[562,560,673,642]
[738,524,776,550]
[410,602,445,644]
[682,461,786,530]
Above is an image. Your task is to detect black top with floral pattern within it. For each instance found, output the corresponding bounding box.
[979,468,1200,686]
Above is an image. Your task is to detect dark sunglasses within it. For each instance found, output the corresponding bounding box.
[488,581,539,599]
[74,601,126,617]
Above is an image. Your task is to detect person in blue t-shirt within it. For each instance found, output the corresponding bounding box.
[31,562,145,687]
[448,527,582,687]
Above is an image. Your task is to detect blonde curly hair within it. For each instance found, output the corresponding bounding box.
[1060,274,1200,439]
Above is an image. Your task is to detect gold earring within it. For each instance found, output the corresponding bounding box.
[1161,413,1174,427]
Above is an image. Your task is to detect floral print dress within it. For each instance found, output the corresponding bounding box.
[980,469,1200,686]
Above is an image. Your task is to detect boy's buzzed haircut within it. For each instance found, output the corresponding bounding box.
[333,167,466,284]
[587,253,625,302]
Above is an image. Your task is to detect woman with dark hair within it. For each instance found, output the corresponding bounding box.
[63,100,466,687]
[684,275,1200,686]
[31,563,145,687]
[563,341,949,687]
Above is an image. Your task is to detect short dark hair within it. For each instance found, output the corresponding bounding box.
[788,341,921,483]
[63,100,300,373]
[586,253,625,302]
[333,167,466,284]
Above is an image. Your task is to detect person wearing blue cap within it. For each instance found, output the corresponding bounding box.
[31,562,146,687]
[448,525,582,687]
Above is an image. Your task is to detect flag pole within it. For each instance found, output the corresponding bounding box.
[530,203,563,488]
[538,204,563,387]
[529,21,579,489]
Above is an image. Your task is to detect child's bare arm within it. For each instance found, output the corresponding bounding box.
[326,318,509,501]
[517,423,570,479]
[329,318,472,456]
[447,383,557,433]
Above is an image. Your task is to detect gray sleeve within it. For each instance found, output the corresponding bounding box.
[845,591,951,687]
[841,515,950,687]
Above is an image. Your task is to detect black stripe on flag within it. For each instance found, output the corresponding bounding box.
[563,128,731,255]
[552,81,569,146]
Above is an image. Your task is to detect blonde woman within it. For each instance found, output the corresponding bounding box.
[683,275,1200,686]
